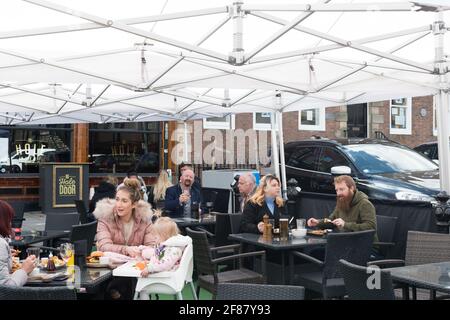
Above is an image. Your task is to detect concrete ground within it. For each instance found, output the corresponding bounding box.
[22,211,46,231]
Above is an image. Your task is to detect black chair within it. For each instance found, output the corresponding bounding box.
[186,227,266,299]
[216,283,305,300]
[290,230,375,299]
[45,212,80,232]
[0,285,77,300]
[229,213,242,234]
[10,202,25,229]
[202,189,218,213]
[339,259,395,300]
[374,215,397,259]
[69,220,98,255]
[74,200,89,224]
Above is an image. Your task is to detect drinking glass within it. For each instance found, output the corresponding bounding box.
[26,247,40,267]
[297,219,306,229]
[279,218,289,240]
[59,243,74,266]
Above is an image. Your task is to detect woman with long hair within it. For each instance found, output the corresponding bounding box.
[0,200,36,286]
[148,169,172,210]
[240,175,287,234]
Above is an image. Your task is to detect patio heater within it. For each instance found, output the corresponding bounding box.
[433,191,450,234]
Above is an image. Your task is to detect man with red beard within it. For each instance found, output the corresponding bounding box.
[307,175,377,240]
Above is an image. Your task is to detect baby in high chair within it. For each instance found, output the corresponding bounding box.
[139,217,191,276]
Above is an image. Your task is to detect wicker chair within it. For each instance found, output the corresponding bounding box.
[339,259,395,300]
[374,215,398,259]
[290,230,375,299]
[369,230,450,300]
[0,285,77,300]
[216,283,305,300]
[186,227,266,299]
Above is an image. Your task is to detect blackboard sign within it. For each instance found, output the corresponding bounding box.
[53,165,83,208]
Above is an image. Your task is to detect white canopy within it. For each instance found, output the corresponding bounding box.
[1,0,450,192]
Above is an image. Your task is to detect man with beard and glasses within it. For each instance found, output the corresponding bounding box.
[307,175,377,239]
[165,169,205,218]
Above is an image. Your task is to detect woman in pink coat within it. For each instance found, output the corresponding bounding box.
[94,179,158,257]
[93,179,157,299]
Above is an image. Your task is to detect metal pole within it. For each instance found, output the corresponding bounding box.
[277,109,288,200]
[230,2,244,65]
[434,11,450,193]
[271,110,280,180]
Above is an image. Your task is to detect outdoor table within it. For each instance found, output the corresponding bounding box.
[386,261,450,298]
[26,266,113,295]
[10,230,71,258]
[172,215,216,229]
[228,233,327,284]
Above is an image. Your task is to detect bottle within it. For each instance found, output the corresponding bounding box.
[47,252,56,272]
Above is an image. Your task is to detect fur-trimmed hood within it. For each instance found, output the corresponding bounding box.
[93,198,154,223]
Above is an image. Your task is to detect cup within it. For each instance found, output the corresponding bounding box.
[279,218,289,240]
[26,247,40,267]
[297,219,306,229]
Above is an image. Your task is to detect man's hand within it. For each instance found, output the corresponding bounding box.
[257,222,265,233]
[332,218,345,228]
[179,193,190,204]
[307,218,319,227]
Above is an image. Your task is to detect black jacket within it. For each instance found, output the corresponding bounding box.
[240,199,287,234]
[89,181,116,213]
[164,184,206,218]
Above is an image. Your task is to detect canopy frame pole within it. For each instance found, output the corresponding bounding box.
[0,7,229,39]
[183,121,189,163]
[434,11,450,193]
[229,2,245,65]
[23,0,229,62]
[271,109,280,180]
[242,3,414,12]
[276,99,288,200]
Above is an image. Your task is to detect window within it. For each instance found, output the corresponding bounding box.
[317,148,349,173]
[89,122,160,174]
[298,108,325,131]
[203,115,235,130]
[390,98,411,135]
[253,112,277,131]
[286,147,318,171]
[0,125,72,174]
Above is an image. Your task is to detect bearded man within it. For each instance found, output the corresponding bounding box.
[307,175,378,242]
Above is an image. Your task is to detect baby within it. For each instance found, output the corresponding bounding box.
[139,217,191,276]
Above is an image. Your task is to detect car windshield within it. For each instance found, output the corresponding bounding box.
[343,144,438,174]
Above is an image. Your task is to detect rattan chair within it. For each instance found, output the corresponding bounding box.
[369,230,450,299]
[339,259,395,300]
[186,227,266,299]
[216,283,305,300]
[0,285,77,300]
[290,230,375,299]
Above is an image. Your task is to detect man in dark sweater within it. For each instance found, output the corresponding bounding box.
[307,175,378,242]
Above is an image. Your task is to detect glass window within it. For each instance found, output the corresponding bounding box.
[317,148,349,173]
[286,147,318,171]
[344,144,438,174]
[253,112,276,131]
[390,98,411,135]
[203,115,235,130]
[0,126,72,174]
[89,122,160,174]
[298,108,325,131]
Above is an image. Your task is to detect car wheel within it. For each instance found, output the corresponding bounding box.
[11,165,21,173]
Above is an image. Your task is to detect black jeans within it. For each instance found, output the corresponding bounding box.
[104,277,137,300]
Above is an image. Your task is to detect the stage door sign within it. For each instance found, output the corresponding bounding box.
[52,165,83,208]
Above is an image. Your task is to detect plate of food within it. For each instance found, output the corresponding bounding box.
[38,256,66,271]
[86,251,109,268]
[11,257,21,273]
[307,229,328,237]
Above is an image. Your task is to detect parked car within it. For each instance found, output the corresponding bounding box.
[284,138,440,202]
[413,141,450,162]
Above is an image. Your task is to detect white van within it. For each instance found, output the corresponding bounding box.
[0,148,56,173]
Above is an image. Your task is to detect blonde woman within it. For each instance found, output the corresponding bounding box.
[148,169,172,209]
[240,175,287,234]
[139,217,191,275]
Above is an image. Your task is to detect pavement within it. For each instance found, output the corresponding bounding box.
[22,211,46,231]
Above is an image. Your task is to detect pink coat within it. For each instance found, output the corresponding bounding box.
[93,198,157,256]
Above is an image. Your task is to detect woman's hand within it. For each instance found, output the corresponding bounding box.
[22,255,36,274]
[126,246,141,258]
[257,222,265,233]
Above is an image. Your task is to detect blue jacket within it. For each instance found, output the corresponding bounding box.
[164,184,205,218]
